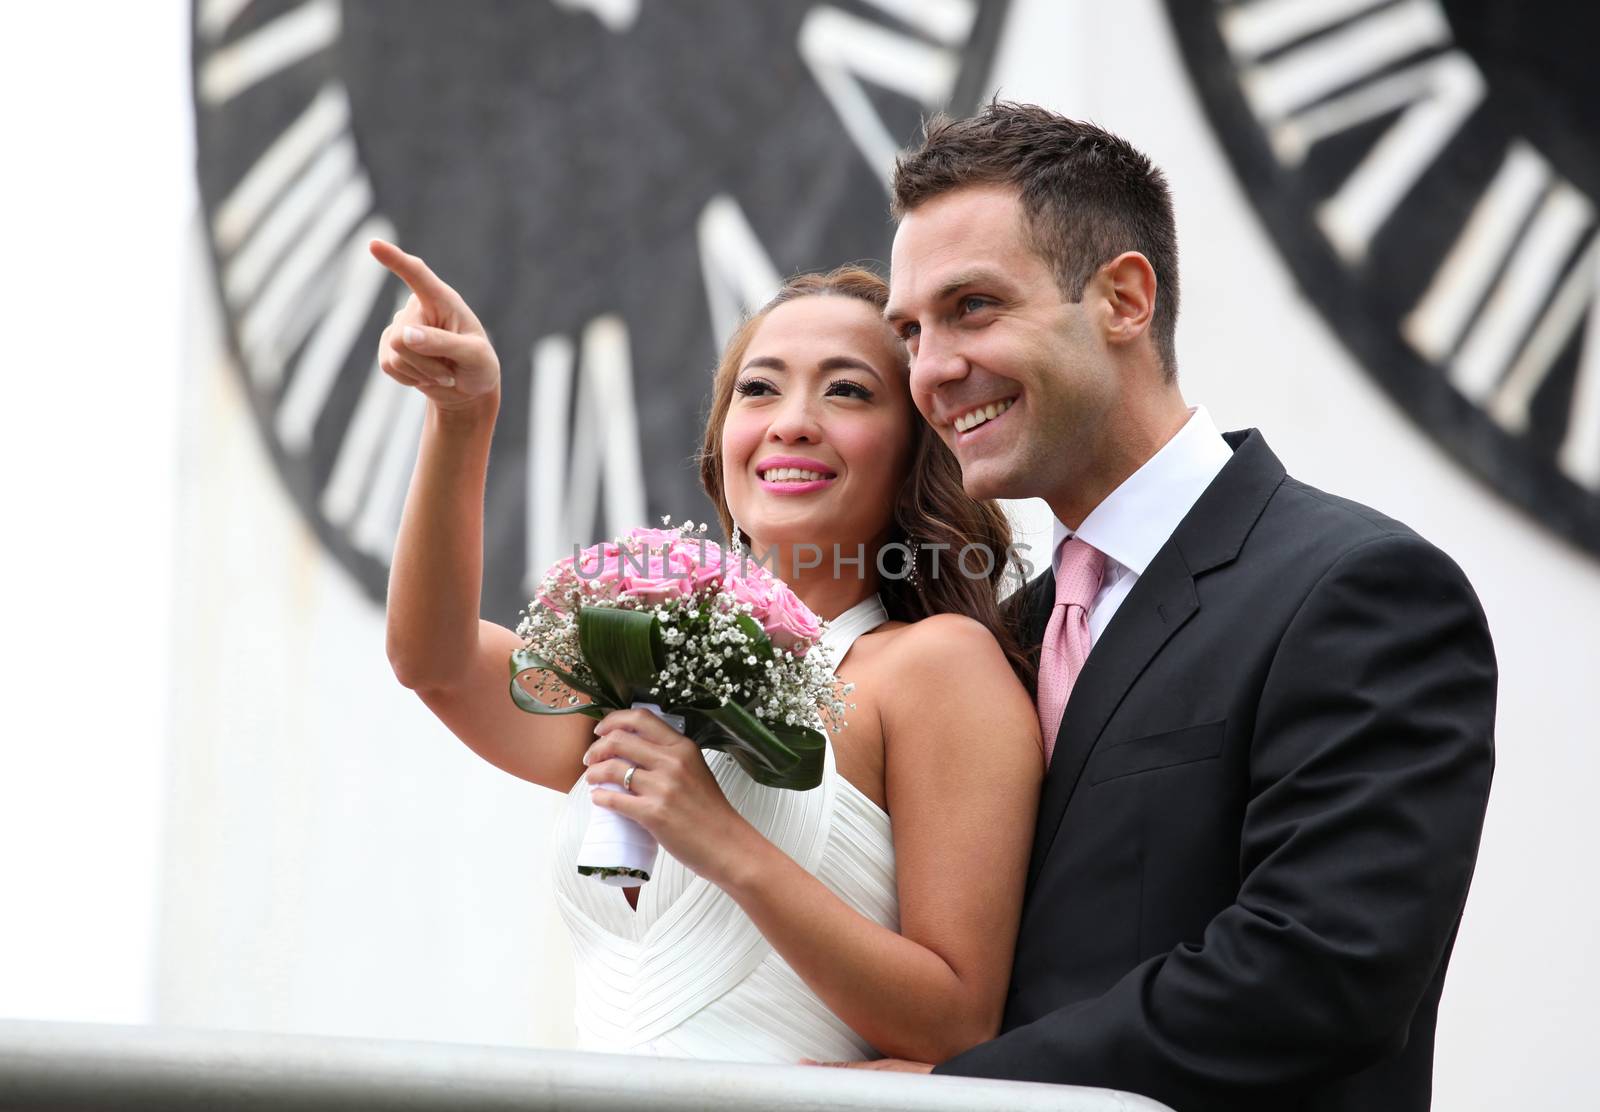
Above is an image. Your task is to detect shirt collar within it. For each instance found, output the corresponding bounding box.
[1052,406,1233,578]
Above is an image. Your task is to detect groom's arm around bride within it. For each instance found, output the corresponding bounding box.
[939,434,1496,1111]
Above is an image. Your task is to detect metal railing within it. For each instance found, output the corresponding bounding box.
[0,1020,1174,1111]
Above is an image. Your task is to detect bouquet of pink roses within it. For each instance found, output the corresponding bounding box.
[512,520,849,885]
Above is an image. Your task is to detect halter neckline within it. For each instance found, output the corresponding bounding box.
[818,594,889,675]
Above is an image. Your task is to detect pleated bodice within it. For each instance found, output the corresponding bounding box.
[551,595,896,1062]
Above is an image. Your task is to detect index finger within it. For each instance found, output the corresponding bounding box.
[369,238,458,314]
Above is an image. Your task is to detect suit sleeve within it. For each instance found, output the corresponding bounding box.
[933,533,1497,1106]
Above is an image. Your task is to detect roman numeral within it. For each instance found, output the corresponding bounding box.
[319,294,429,562]
[235,171,373,393]
[1224,0,1451,123]
[1413,153,1592,405]
[1402,140,1600,488]
[1440,179,1591,406]
[1225,2,1600,490]
[212,83,348,252]
[209,82,388,401]
[1223,0,1484,262]
[799,0,978,190]
[697,194,782,350]
[223,131,359,308]
[1495,236,1600,489]
[198,0,340,106]
[524,316,648,590]
[1553,252,1600,489]
[1478,225,1600,490]
[1403,143,1552,366]
[275,215,396,455]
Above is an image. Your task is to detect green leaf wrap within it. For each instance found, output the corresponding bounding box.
[509,646,608,718]
[577,606,664,707]
[688,703,826,791]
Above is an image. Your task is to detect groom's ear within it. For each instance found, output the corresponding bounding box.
[1096,251,1158,350]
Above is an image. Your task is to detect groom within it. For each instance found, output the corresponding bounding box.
[851,104,1498,1110]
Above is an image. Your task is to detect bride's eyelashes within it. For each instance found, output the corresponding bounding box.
[826,380,873,400]
[733,377,874,400]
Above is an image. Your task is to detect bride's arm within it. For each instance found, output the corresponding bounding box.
[585,613,1042,1062]
[375,240,592,793]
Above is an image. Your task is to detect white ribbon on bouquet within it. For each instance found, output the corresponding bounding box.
[576,702,683,886]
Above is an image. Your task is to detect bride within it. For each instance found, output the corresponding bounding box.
[375,239,1042,1064]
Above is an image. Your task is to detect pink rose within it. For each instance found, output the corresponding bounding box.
[571,541,627,600]
[760,584,822,655]
[619,575,693,604]
[723,568,820,655]
[549,530,739,610]
[642,537,730,595]
[689,541,729,593]
[724,567,778,617]
[613,534,731,606]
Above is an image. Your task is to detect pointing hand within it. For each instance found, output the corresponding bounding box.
[370,239,500,410]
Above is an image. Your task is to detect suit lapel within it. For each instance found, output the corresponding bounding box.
[1024,429,1287,895]
[1026,545,1199,893]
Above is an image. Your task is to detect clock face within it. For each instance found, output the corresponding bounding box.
[1167,0,1600,558]
[192,0,1010,620]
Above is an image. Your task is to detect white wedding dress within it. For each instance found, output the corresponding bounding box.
[551,594,896,1062]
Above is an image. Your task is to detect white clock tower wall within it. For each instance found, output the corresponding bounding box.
[156,222,578,1049]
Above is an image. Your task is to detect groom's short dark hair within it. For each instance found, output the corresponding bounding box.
[893,101,1181,379]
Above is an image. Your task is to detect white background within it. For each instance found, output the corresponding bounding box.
[0,1,188,1023]
[2,1,1597,1107]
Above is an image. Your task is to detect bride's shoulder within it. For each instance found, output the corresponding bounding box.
[859,612,1012,683]
[862,613,1039,762]
[879,610,991,645]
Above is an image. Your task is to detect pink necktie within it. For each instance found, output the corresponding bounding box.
[1038,538,1106,766]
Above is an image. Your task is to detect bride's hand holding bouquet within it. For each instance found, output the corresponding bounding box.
[582,705,761,888]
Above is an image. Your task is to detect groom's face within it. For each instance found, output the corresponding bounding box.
[887,184,1116,503]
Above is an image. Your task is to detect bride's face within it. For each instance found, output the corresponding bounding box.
[721,295,914,558]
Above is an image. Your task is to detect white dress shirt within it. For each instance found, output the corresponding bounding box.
[1051,406,1233,645]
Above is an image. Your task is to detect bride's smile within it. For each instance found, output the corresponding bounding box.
[754,455,838,494]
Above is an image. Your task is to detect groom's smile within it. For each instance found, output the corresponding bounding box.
[950,395,1018,435]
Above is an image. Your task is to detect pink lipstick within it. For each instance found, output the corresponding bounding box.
[755,455,838,496]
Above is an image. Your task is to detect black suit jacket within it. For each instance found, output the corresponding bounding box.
[934,431,1496,1111]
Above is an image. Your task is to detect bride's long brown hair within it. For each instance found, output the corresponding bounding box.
[697,266,1034,687]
